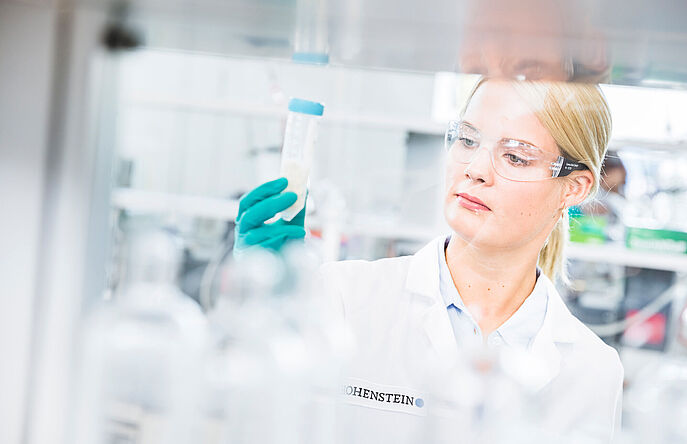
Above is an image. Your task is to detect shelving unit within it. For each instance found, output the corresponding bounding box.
[123,95,687,153]
[124,94,447,135]
[566,242,687,273]
[111,188,239,221]
[111,187,687,272]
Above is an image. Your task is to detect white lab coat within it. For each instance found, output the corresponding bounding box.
[320,235,623,443]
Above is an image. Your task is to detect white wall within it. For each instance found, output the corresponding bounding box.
[0,2,56,443]
[115,51,445,229]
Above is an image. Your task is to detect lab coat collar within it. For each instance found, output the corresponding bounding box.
[406,236,461,366]
[405,235,445,301]
[407,235,580,390]
[526,275,581,389]
[538,275,580,344]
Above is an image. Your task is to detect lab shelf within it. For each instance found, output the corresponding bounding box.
[111,188,687,273]
[124,94,447,135]
[124,95,687,149]
[566,242,687,273]
[111,188,440,239]
[111,188,239,221]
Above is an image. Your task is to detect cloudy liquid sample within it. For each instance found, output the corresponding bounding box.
[280,159,310,221]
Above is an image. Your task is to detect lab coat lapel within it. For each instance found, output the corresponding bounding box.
[405,236,460,367]
[528,315,561,391]
[422,299,461,367]
[406,237,579,384]
[528,277,580,391]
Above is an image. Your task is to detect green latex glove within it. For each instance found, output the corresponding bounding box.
[233,177,307,257]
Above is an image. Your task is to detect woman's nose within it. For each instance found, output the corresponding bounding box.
[464,146,493,183]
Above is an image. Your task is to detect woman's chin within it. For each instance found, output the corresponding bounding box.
[445,206,495,235]
[445,219,493,246]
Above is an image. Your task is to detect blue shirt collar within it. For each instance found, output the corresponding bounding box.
[438,235,548,348]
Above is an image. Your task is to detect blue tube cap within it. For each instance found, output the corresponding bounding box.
[288,98,324,116]
[292,52,330,65]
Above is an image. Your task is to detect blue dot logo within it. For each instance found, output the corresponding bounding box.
[415,398,424,408]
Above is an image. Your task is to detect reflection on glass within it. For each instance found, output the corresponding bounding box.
[456,0,608,82]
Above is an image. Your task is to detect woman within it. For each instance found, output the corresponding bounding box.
[233,79,623,442]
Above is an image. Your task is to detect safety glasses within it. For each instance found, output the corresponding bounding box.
[445,120,588,182]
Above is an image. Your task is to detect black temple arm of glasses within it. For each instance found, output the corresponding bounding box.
[554,157,589,177]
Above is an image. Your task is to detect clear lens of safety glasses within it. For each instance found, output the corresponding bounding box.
[444,120,588,182]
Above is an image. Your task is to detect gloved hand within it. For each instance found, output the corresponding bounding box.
[233,177,307,257]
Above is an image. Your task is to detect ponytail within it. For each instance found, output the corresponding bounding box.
[538,210,570,283]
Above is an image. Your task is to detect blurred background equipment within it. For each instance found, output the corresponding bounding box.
[73,229,209,444]
[3,0,687,443]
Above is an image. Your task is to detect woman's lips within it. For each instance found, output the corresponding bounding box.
[456,193,491,211]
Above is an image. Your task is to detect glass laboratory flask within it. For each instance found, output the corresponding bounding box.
[202,242,351,444]
[73,230,209,444]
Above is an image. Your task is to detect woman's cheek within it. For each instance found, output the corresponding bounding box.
[504,185,559,237]
[444,163,460,190]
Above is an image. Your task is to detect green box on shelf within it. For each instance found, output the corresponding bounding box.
[625,227,687,254]
[569,215,607,244]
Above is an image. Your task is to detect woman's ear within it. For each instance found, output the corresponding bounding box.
[561,170,594,208]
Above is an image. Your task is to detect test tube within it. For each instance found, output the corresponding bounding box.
[279,98,324,221]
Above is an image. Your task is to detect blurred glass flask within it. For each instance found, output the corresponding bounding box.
[73,230,209,444]
[292,0,329,64]
[624,357,687,443]
[204,243,351,444]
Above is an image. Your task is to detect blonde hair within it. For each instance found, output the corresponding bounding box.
[461,79,612,282]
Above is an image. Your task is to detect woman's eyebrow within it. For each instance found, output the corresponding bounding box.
[501,137,542,150]
[461,120,479,132]
[461,121,543,150]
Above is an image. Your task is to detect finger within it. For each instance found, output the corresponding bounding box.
[260,230,306,250]
[286,203,306,227]
[243,225,306,245]
[238,192,297,232]
[284,190,307,227]
[238,177,288,219]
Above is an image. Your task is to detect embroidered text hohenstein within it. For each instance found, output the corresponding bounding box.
[342,384,417,406]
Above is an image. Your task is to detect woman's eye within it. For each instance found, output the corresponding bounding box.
[459,137,478,148]
[505,153,530,166]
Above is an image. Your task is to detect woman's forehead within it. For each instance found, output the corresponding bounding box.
[463,81,559,154]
